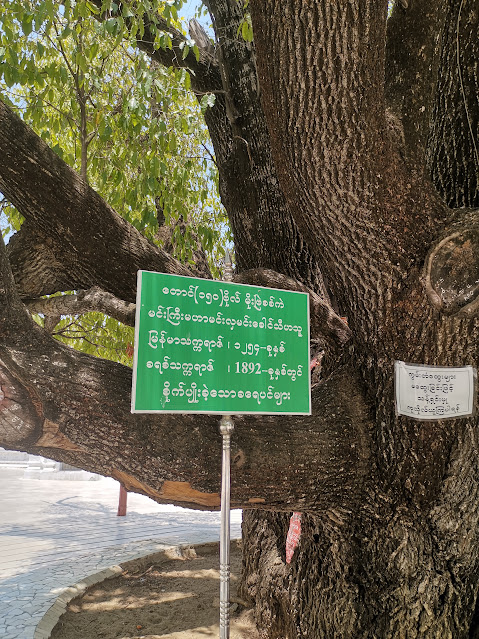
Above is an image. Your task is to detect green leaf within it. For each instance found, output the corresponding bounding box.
[22,15,34,37]
[76,52,88,73]
[59,65,69,84]
[60,26,73,39]
[51,143,64,158]
[181,116,189,134]
[3,64,19,87]
[89,41,99,61]
[105,18,117,35]
[86,1,100,14]
[241,18,253,42]
[121,5,134,18]
[200,93,216,111]
[101,124,112,140]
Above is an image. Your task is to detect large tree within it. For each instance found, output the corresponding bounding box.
[1,0,478,636]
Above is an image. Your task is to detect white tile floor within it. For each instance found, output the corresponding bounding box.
[0,468,242,639]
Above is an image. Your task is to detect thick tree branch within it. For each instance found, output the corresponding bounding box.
[137,18,222,95]
[93,1,332,301]
[24,269,352,355]
[0,317,372,514]
[6,222,76,298]
[90,0,222,94]
[196,0,330,299]
[0,350,44,448]
[0,99,195,302]
[249,0,392,296]
[234,269,351,348]
[0,237,43,447]
[385,0,448,166]
[24,287,136,327]
[188,19,215,58]
[250,0,388,187]
[0,223,23,312]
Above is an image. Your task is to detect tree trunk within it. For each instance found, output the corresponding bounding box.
[242,429,479,638]
[0,0,478,637]
[237,1,479,636]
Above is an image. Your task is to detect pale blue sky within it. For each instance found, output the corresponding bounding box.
[179,0,213,37]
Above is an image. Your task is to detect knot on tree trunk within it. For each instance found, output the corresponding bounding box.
[424,210,479,317]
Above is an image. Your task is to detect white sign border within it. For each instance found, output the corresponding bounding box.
[130,270,144,414]
[131,270,312,416]
[395,360,477,421]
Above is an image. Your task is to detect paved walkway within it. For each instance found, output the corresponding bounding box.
[0,468,242,639]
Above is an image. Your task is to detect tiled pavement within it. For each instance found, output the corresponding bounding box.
[0,468,242,639]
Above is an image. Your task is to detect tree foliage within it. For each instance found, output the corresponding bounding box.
[0,0,227,252]
[0,0,230,363]
[0,0,479,637]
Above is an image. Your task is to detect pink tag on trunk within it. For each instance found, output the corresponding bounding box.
[286,512,302,564]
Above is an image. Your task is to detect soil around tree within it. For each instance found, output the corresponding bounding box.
[50,541,259,639]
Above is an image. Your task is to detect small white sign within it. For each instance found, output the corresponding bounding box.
[395,361,477,420]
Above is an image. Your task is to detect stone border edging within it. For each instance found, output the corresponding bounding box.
[33,541,233,639]
[33,564,124,639]
[33,541,177,639]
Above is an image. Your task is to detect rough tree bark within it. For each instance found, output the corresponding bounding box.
[241,1,479,637]
[0,0,478,637]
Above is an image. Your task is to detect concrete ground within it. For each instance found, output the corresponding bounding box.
[0,467,242,639]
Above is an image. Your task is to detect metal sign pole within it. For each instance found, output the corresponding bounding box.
[219,414,234,639]
[219,250,234,639]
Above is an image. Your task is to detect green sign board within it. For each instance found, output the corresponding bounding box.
[131,271,311,415]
